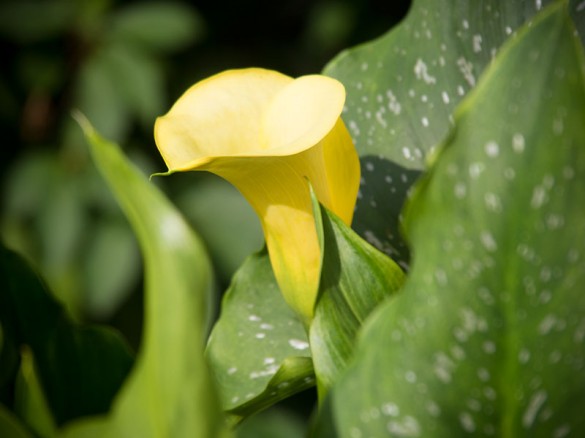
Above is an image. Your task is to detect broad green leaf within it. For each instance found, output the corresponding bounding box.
[325,0,571,267]
[309,203,405,395]
[206,250,314,421]
[107,2,205,52]
[0,404,33,438]
[324,3,585,436]
[0,244,134,426]
[61,117,227,437]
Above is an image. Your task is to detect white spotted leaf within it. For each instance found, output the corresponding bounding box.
[325,0,585,267]
[321,3,585,436]
[206,250,315,422]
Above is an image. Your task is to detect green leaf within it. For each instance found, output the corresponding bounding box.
[309,203,405,395]
[0,404,33,438]
[14,348,57,437]
[0,244,134,426]
[107,2,205,52]
[206,250,314,421]
[325,0,576,267]
[324,3,585,436]
[62,116,227,437]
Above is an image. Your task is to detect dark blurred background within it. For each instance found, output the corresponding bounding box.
[0,0,409,430]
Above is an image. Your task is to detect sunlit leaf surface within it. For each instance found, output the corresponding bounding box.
[324,3,585,436]
[207,250,314,421]
[324,0,582,267]
[60,118,228,437]
[310,203,404,394]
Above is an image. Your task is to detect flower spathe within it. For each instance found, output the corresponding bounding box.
[154,68,360,323]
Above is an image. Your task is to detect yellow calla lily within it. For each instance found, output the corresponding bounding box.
[154,68,360,323]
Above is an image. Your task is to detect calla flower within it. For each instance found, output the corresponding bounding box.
[154,68,360,323]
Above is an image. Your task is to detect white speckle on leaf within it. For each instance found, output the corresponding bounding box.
[462,19,469,29]
[519,348,531,364]
[421,117,429,127]
[480,231,498,252]
[469,162,485,179]
[512,133,525,153]
[289,339,309,350]
[227,367,238,375]
[426,401,440,417]
[553,425,571,438]
[249,363,279,379]
[414,58,437,84]
[248,314,261,322]
[386,416,421,437]
[483,386,497,400]
[433,352,455,383]
[386,90,402,114]
[522,390,547,428]
[450,345,466,361]
[483,341,496,354]
[441,91,450,104]
[260,323,274,330]
[255,332,266,339]
[484,141,499,157]
[381,402,400,416]
[473,35,482,52]
[484,193,502,213]
[539,314,558,335]
[454,182,467,199]
[457,57,476,87]
[531,186,547,209]
[405,371,417,383]
[477,368,490,382]
[459,412,476,433]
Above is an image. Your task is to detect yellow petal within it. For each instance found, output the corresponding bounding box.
[261,75,345,154]
[154,68,292,170]
[154,68,360,323]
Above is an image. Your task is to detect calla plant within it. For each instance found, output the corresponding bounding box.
[154,68,360,323]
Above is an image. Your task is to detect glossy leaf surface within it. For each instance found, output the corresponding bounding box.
[61,118,227,437]
[325,3,585,436]
[206,250,314,421]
